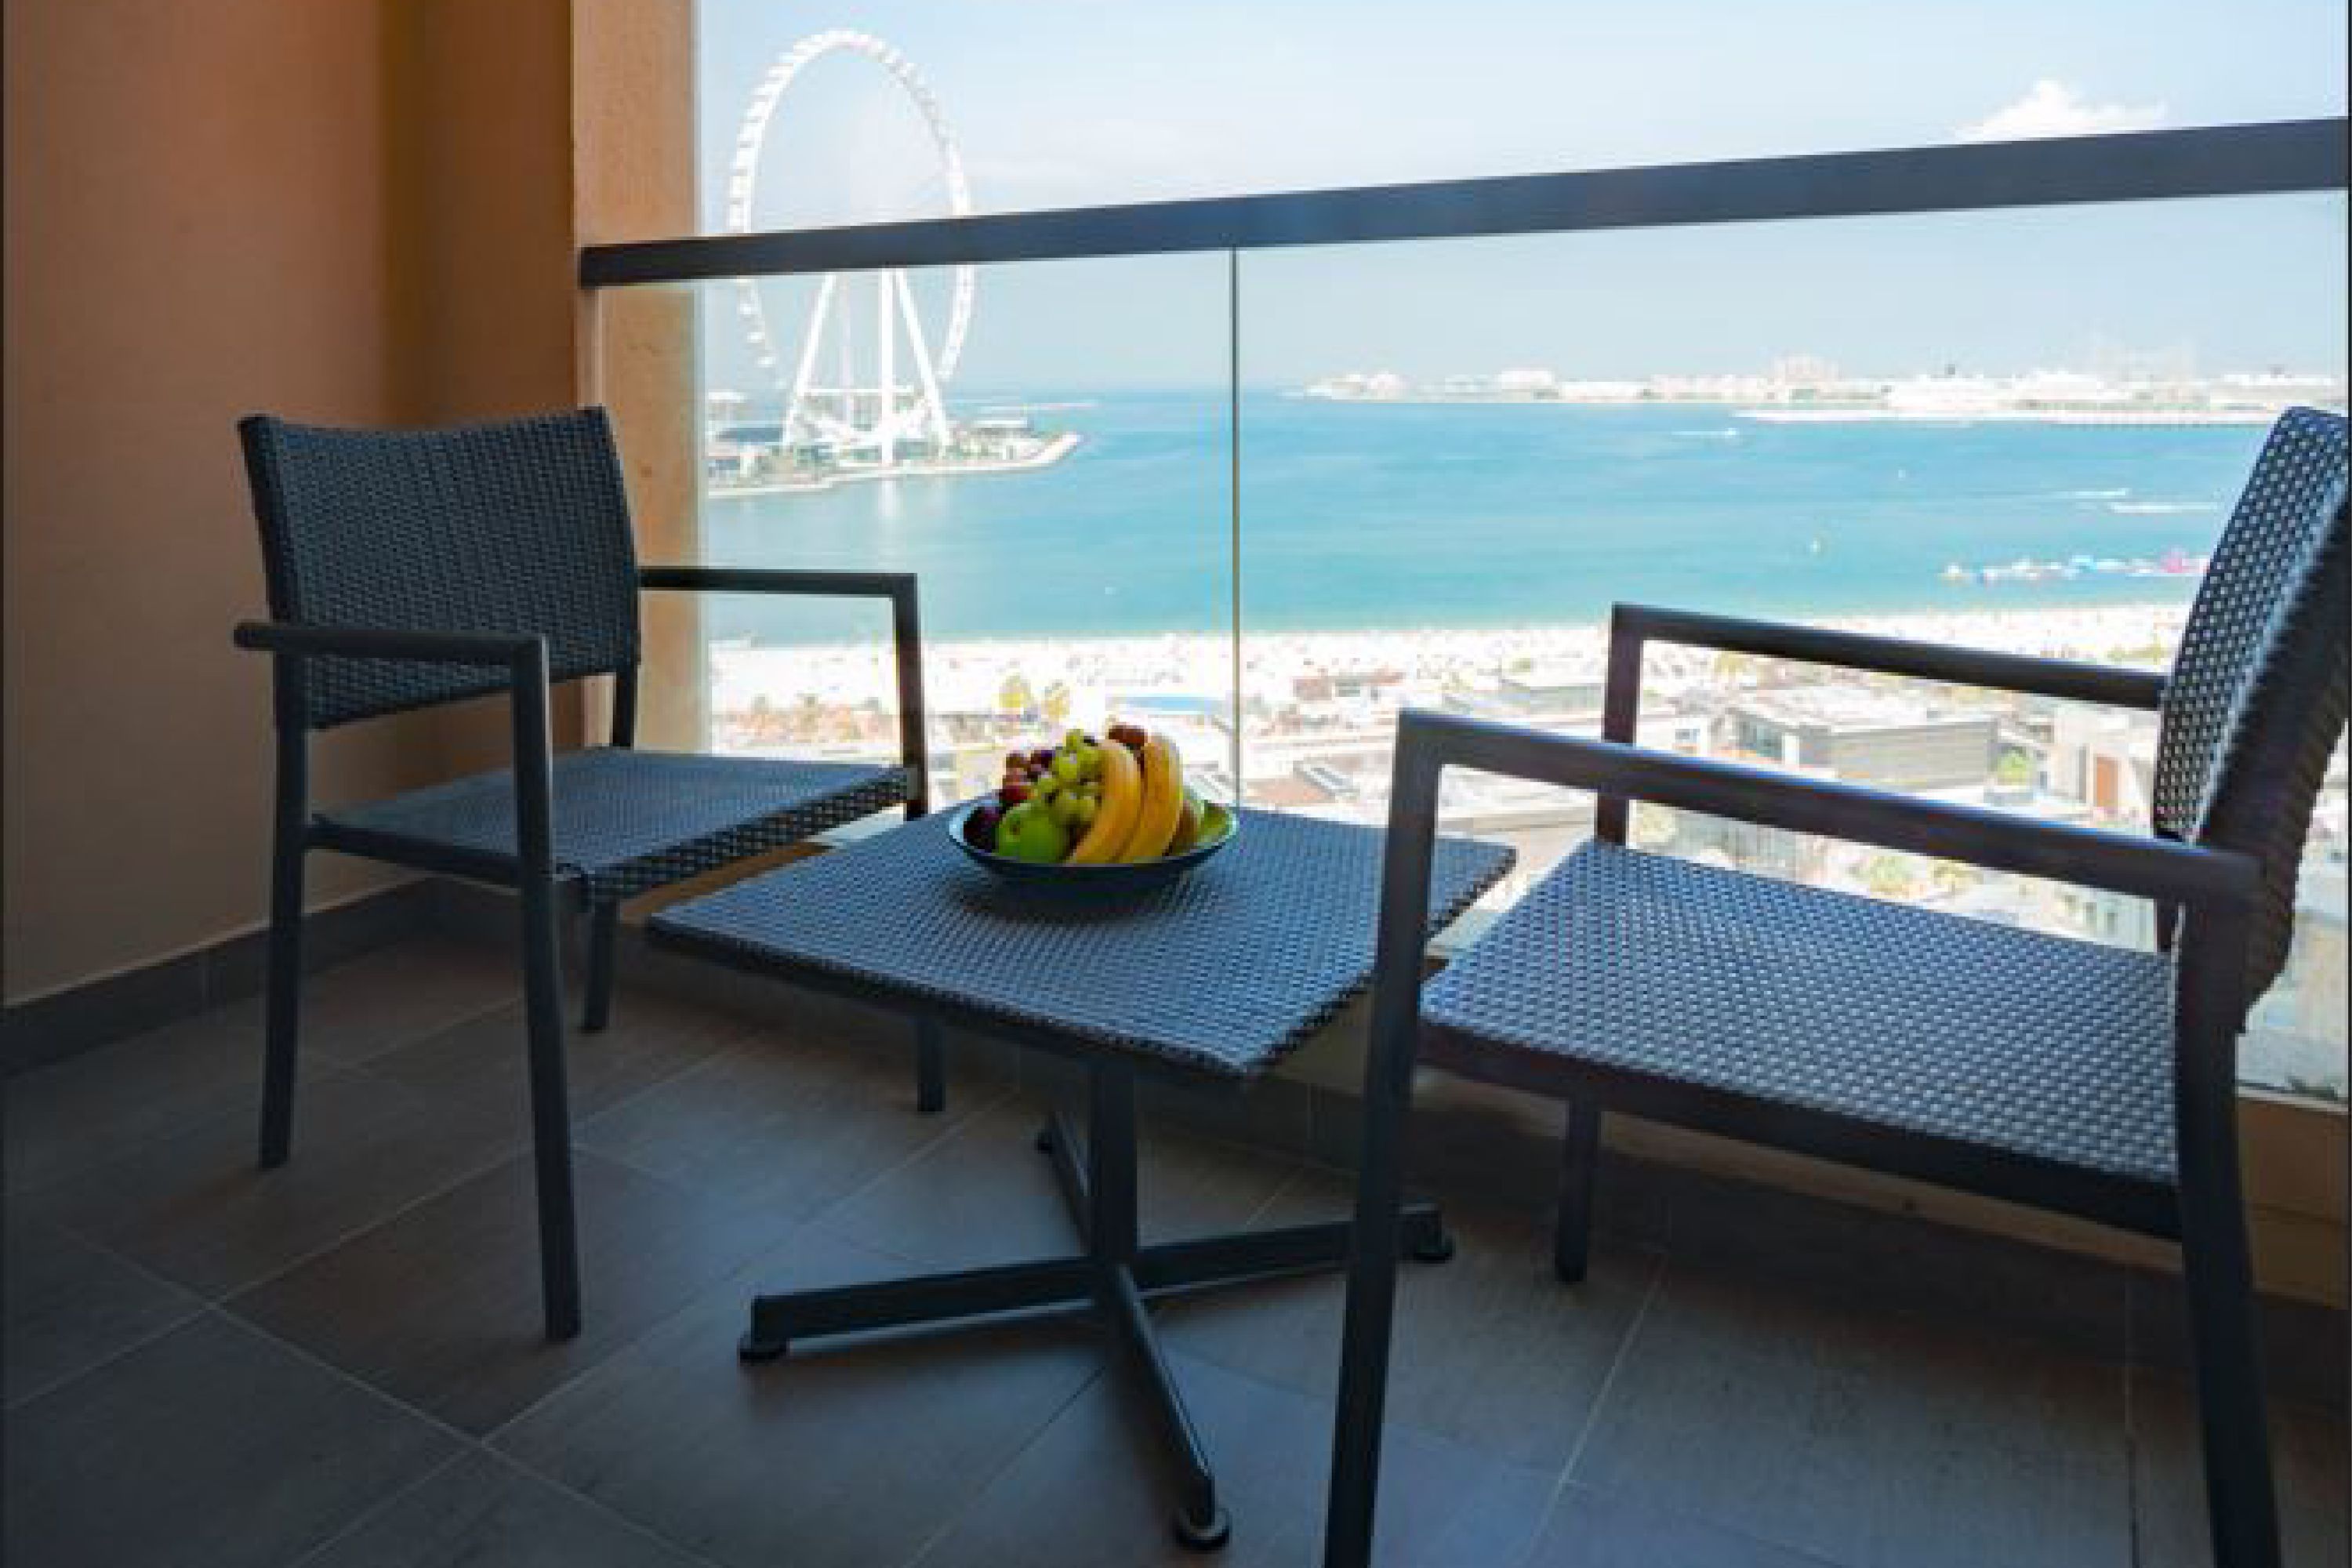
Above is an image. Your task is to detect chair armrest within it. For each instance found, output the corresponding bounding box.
[637,565,916,601]
[1593,602,2168,841]
[1612,603,2168,708]
[234,619,559,878]
[232,620,539,666]
[1394,707,2256,911]
[635,566,930,815]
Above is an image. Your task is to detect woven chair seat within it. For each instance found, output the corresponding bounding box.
[1423,841,2177,1191]
[318,749,911,903]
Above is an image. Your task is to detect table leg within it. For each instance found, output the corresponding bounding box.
[1037,1107,1090,1246]
[1132,1203,1450,1296]
[738,1055,1452,1555]
[1105,1261,1230,1551]
[739,1255,1095,1361]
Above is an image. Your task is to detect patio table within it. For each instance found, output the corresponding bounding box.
[648,805,1512,1552]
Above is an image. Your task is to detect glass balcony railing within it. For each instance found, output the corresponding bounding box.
[586,127,2348,1103]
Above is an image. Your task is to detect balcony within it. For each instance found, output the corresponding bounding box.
[6,3,2347,1565]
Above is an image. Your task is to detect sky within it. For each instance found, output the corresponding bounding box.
[691,0,2347,392]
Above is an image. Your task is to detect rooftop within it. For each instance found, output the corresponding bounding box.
[1733,684,1986,732]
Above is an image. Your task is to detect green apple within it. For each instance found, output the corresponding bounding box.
[994,800,1070,864]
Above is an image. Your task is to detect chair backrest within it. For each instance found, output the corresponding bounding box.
[2151,405,2348,998]
[240,408,641,729]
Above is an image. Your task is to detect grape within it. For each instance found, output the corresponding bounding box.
[1034,772,1062,800]
[1073,794,1099,828]
[1052,752,1084,786]
[1048,791,1083,829]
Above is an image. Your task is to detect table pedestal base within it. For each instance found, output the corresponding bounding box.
[738,1060,1450,1553]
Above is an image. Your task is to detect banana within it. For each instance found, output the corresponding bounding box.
[1163,787,1206,855]
[1067,739,1144,864]
[1117,736,1186,861]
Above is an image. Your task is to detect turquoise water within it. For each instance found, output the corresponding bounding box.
[699,393,2268,644]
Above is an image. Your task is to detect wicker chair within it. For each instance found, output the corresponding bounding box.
[1327,406,2347,1568]
[234,408,935,1341]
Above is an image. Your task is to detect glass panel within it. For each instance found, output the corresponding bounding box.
[1236,194,2347,1099]
[657,254,1233,811]
[697,1,2348,222]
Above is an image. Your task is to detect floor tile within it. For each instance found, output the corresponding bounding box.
[4,1008,264,1194]
[813,1092,1301,1269]
[1658,1166,2131,1359]
[576,1020,1002,1219]
[493,1226,1102,1568]
[1306,1097,1678,1254]
[1569,1257,2133,1568]
[230,1150,799,1434]
[9,950,2344,1568]
[1520,1484,1840,1568]
[29,1066,516,1299]
[1160,1177,1658,1471]
[2128,1363,2347,1568]
[913,1348,1555,1568]
[2,1214,201,1406]
[2,1312,456,1568]
[239,935,524,1067]
[299,1450,712,1568]
[361,989,745,1124]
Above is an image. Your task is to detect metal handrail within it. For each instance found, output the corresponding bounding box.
[581,118,2345,286]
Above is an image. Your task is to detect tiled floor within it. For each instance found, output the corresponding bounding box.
[5,936,2345,1567]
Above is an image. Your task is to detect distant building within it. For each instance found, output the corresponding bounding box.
[2045,705,2159,825]
[1769,354,1841,390]
[1494,661,1607,717]
[2249,859,2348,1095]
[1723,686,1995,789]
[1491,367,1559,397]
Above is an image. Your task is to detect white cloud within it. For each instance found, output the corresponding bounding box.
[1955,80,2168,143]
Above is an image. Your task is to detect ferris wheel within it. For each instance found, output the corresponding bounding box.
[725,30,976,465]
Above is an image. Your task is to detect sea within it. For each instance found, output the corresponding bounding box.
[699,392,2272,646]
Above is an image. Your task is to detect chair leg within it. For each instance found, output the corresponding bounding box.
[1553,1100,1602,1283]
[520,867,583,1341]
[256,832,305,1169]
[2177,1134,2282,1566]
[915,1017,946,1114]
[1324,1051,1414,1566]
[581,899,619,1033]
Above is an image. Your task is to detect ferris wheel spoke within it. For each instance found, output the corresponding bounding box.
[725,31,978,469]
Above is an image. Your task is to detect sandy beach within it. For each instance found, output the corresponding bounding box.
[710,601,2191,722]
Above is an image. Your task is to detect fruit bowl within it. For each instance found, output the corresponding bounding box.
[949,798,1237,898]
[956,720,1236,898]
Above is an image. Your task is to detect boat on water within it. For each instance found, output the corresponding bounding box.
[1944,547,2210,586]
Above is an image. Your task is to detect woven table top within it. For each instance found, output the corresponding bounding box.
[651,808,1514,1080]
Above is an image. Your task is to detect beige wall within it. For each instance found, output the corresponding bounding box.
[384,0,591,777]
[3,0,687,1004]
[5,0,437,1002]
[575,2,703,752]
